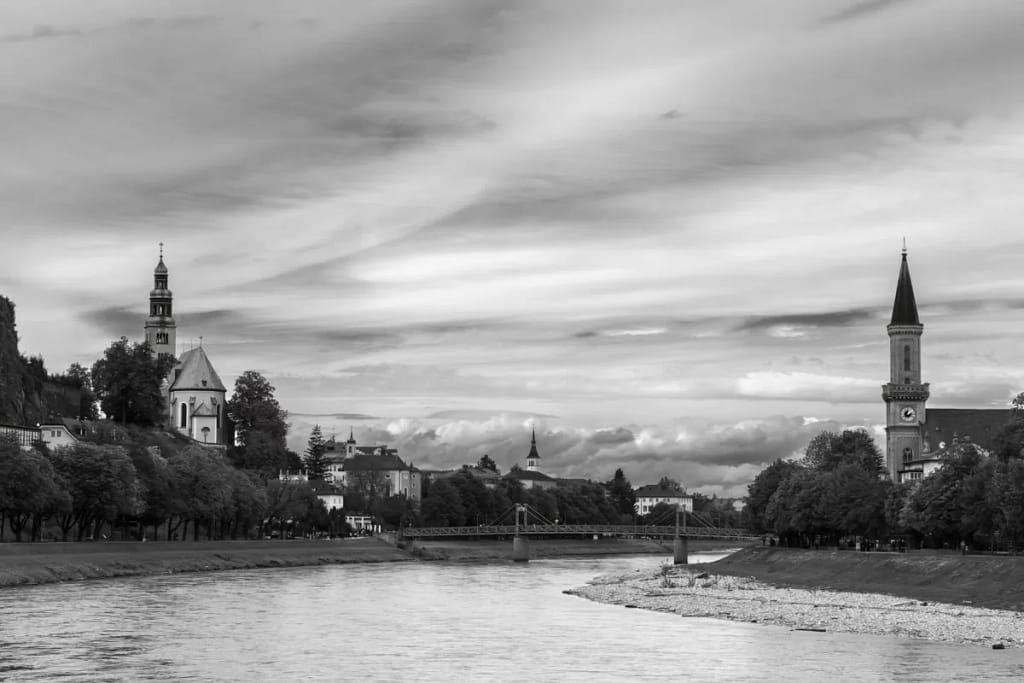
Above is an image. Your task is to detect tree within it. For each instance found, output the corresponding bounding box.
[604,468,636,520]
[992,409,1024,462]
[168,446,235,541]
[346,468,386,507]
[804,430,884,475]
[303,424,328,478]
[226,370,289,449]
[477,454,499,473]
[746,459,802,533]
[0,436,69,541]
[420,479,466,526]
[48,442,142,541]
[91,337,176,426]
[901,440,992,548]
[657,476,683,492]
[233,430,289,479]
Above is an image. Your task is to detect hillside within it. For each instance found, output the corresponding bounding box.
[0,295,86,425]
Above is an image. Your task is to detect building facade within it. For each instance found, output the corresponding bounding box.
[323,431,422,503]
[634,485,693,516]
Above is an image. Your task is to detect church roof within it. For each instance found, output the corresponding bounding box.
[155,256,168,274]
[169,346,226,392]
[341,453,415,472]
[923,408,1011,453]
[889,251,921,326]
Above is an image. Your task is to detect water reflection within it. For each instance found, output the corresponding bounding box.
[1,553,1023,682]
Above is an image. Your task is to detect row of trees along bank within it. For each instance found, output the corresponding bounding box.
[404,462,744,530]
[747,400,1024,551]
[0,332,348,541]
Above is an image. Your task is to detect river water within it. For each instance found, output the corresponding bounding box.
[2,551,1023,682]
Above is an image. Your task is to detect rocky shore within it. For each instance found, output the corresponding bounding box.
[567,560,1024,648]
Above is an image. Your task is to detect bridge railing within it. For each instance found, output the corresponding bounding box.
[402,524,754,540]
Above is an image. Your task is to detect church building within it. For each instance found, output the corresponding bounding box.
[144,247,229,446]
[882,249,1009,481]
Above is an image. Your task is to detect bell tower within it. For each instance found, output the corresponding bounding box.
[882,246,929,480]
[144,243,177,358]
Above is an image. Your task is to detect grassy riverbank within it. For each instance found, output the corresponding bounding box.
[0,537,412,588]
[699,546,1024,612]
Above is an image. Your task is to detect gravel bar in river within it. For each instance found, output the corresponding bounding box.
[566,565,1024,648]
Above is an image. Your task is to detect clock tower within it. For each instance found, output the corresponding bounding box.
[882,247,929,480]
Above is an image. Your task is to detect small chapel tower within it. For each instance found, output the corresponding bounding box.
[144,244,177,358]
[882,246,930,480]
[526,428,541,471]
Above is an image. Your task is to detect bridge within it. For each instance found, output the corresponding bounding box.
[402,523,754,541]
[403,504,756,543]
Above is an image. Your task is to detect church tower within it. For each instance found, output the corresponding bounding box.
[144,244,177,358]
[526,428,541,471]
[882,247,930,480]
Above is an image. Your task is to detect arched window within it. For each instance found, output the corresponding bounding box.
[903,345,911,373]
[201,426,210,442]
[179,402,187,429]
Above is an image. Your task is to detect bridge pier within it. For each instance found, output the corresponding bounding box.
[512,536,530,562]
[673,535,688,565]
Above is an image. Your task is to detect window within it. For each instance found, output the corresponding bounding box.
[903,345,911,373]
[179,402,187,428]
[201,426,210,442]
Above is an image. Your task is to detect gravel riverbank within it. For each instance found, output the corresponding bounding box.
[567,562,1024,647]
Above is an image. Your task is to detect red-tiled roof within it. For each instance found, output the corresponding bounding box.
[341,453,416,472]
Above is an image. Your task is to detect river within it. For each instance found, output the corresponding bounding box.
[1,551,1022,681]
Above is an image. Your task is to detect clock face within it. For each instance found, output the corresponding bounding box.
[900,407,917,422]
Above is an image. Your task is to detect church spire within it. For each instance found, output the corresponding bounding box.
[889,248,920,326]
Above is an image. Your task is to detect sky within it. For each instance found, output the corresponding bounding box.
[3,0,1024,497]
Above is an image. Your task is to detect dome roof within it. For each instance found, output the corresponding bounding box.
[155,257,168,274]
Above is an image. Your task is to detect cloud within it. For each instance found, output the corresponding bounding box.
[285,412,870,498]
[820,0,919,25]
[736,372,880,402]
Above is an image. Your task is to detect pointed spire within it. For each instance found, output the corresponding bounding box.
[889,248,920,326]
[528,427,540,460]
[347,427,356,444]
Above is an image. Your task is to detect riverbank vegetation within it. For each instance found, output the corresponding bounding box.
[747,406,1024,552]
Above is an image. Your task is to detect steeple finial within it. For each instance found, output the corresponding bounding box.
[901,237,906,255]
[159,241,164,260]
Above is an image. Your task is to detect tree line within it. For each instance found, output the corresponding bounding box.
[747,403,1024,550]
